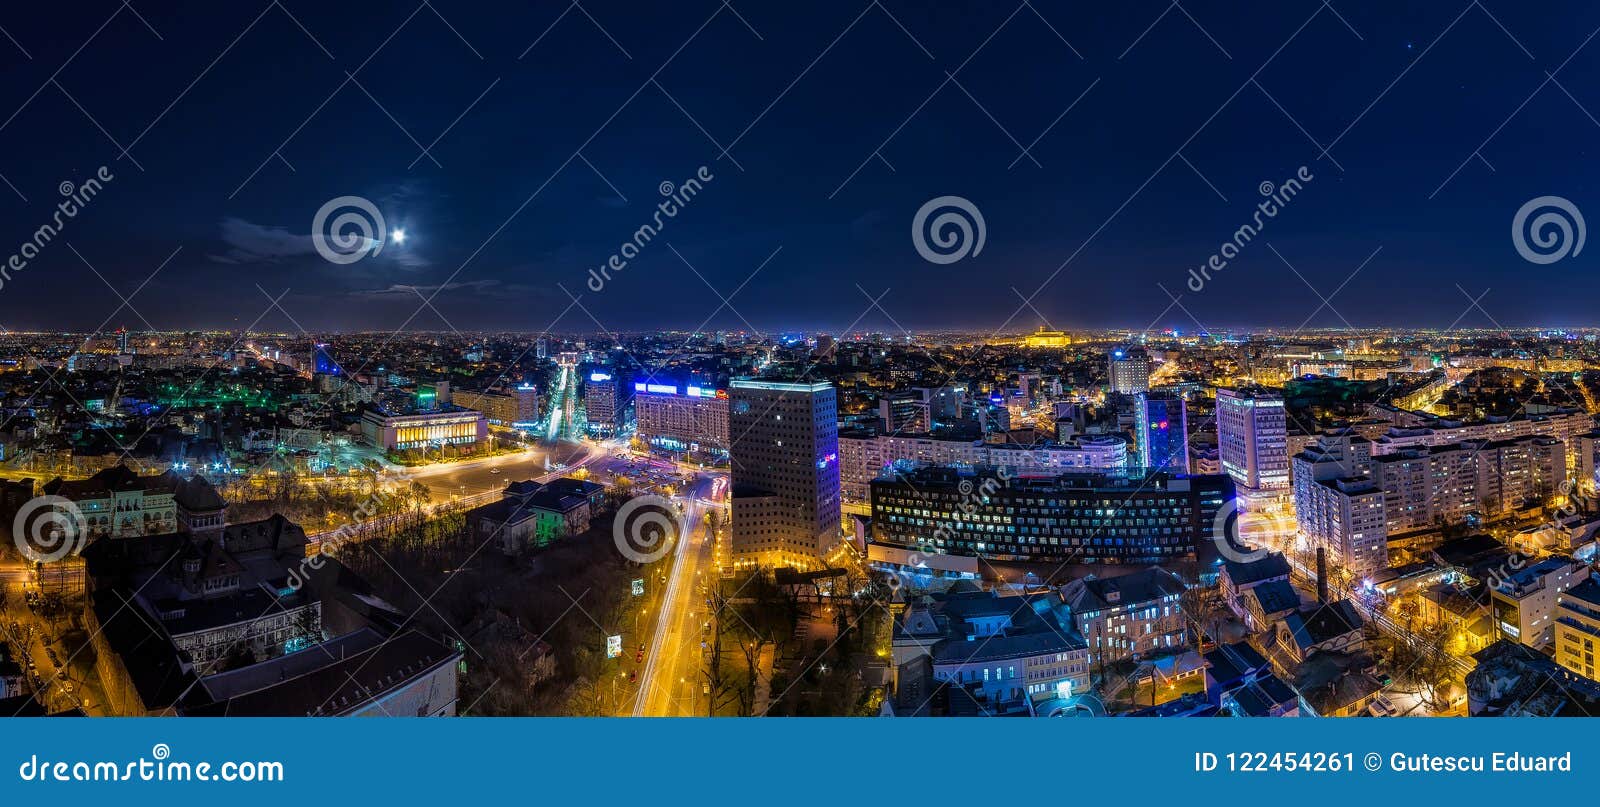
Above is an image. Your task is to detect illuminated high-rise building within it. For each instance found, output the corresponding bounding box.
[1108,347,1150,395]
[312,341,340,376]
[730,380,840,570]
[1136,392,1188,473]
[584,371,627,436]
[1216,387,1289,493]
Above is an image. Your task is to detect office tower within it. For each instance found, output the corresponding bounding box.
[1107,347,1150,395]
[116,328,130,354]
[584,371,627,436]
[877,390,930,435]
[536,337,548,360]
[1216,387,1289,493]
[1136,392,1189,473]
[913,385,966,426]
[729,380,840,570]
[312,341,340,376]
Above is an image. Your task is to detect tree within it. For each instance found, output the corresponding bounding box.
[720,573,800,715]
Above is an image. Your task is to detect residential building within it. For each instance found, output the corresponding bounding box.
[1489,556,1588,649]
[1369,436,1567,533]
[894,586,1090,716]
[1555,577,1600,683]
[1273,599,1367,664]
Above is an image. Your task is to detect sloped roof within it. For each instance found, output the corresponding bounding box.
[1223,552,1291,587]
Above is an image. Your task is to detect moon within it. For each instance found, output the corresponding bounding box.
[391,228,407,245]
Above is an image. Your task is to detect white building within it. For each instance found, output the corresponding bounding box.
[1217,387,1289,494]
[1489,556,1589,649]
[1108,348,1150,395]
[1292,432,1387,578]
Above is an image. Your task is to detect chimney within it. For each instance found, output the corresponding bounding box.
[1316,547,1328,605]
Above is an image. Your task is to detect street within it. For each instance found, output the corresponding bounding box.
[633,474,724,717]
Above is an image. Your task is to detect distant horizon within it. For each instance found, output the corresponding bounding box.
[3,324,1593,338]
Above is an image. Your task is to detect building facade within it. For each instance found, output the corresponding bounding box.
[634,382,729,450]
[360,408,487,452]
[1136,392,1188,473]
[730,380,841,569]
[1217,387,1289,494]
[583,372,626,436]
[456,384,539,427]
[1108,348,1150,395]
[838,431,1128,502]
[870,466,1234,567]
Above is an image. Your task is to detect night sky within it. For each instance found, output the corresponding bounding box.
[1,1,1598,334]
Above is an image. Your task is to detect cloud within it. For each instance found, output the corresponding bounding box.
[208,216,427,268]
[210,217,317,264]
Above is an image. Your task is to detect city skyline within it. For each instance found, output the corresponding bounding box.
[10,0,1600,726]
